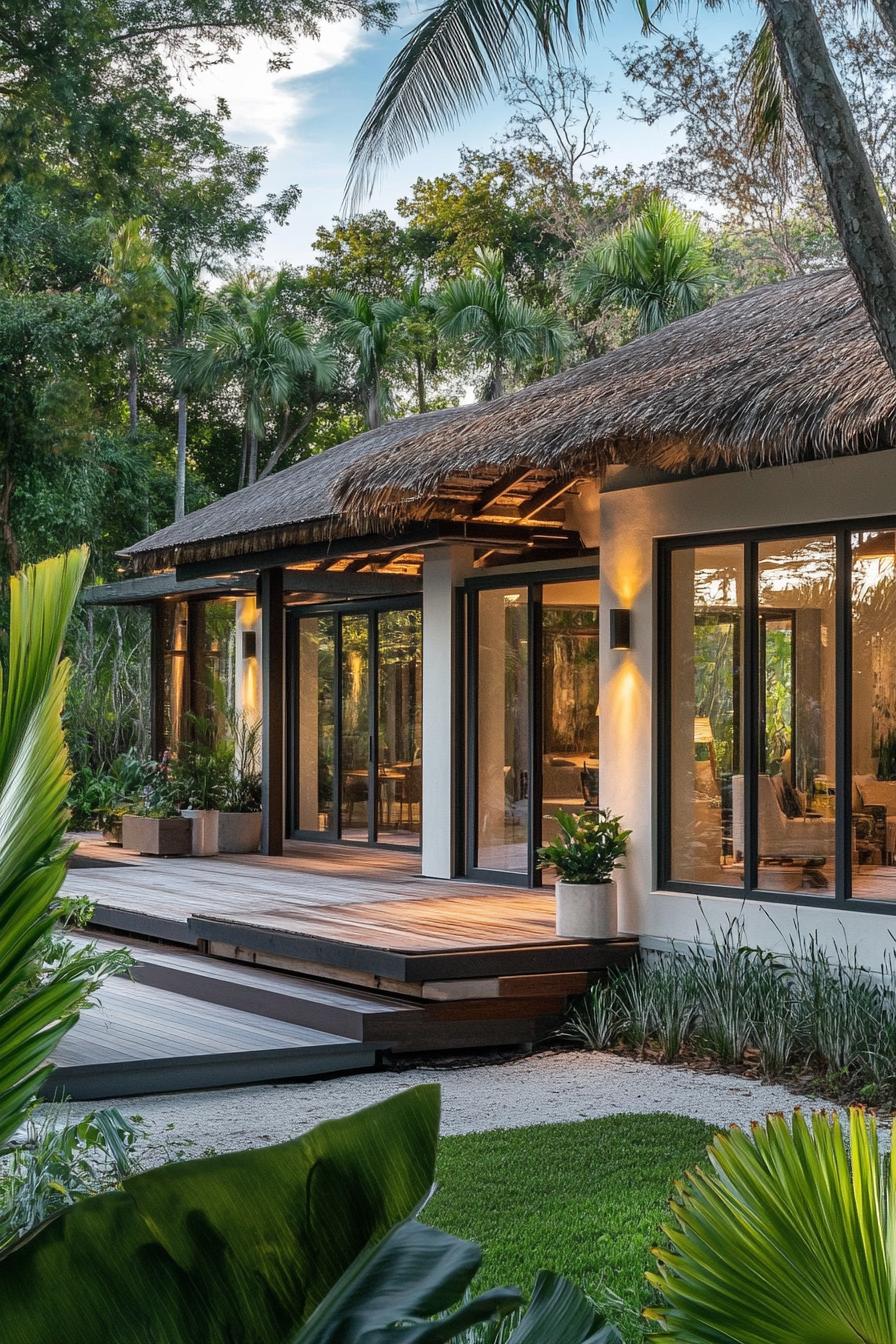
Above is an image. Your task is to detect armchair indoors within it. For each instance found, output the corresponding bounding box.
[731,774,836,887]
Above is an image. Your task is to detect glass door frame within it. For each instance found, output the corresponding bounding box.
[464,565,600,887]
[287,595,423,850]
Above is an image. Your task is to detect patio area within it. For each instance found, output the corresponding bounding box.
[55,836,637,1098]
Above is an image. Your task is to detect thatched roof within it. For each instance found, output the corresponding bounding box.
[333,268,896,528]
[122,407,464,572]
[123,268,896,573]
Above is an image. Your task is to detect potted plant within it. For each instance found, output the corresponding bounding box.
[121,759,192,856]
[216,714,262,853]
[537,808,630,939]
[172,732,230,857]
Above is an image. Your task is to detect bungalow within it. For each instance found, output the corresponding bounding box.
[91,267,896,963]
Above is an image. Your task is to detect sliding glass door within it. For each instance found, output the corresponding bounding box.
[290,601,422,848]
[467,570,600,884]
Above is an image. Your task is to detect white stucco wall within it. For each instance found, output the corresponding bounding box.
[598,447,896,962]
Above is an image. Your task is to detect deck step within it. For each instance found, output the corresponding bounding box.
[68,933,586,1055]
[47,977,375,1101]
[72,934,423,1044]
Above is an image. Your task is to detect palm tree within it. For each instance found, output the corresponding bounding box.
[158,257,208,521]
[568,195,718,336]
[435,247,573,400]
[345,0,896,385]
[322,291,406,429]
[398,276,439,414]
[97,219,170,435]
[173,275,335,488]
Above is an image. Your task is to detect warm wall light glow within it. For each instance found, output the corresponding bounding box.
[236,596,260,721]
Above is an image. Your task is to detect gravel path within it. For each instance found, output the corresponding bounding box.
[66,1050,853,1160]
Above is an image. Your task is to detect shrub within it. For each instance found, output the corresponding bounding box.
[537,809,631,884]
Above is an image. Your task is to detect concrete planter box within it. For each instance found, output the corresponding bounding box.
[217,811,262,854]
[121,814,192,857]
[181,808,220,856]
[555,879,617,940]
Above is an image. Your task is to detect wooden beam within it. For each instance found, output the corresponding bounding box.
[518,476,579,522]
[470,468,533,517]
[80,572,255,606]
[284,570,418,597]
[258,568,285,856]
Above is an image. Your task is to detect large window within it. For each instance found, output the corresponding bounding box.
[661,522,896,906]
[468,571,599,883]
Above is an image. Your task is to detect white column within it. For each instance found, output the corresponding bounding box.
[421,544,476,878]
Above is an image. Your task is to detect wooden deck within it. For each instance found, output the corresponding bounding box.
[49,972,375,1100]
[56,835,637,1097]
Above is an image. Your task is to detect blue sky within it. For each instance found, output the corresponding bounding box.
[181,1,759,268]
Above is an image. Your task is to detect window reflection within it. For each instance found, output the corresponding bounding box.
[852,531,896,901]
[756,536,836,895]
[476,588,529,874]
[669,546,744,887]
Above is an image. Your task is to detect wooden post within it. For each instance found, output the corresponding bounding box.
[259,567,285,855]
[150,601,166,759]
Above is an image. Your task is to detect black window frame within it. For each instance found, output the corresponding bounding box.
[286,594,423,852]
[657,516,896,912]
[465,564,600,887]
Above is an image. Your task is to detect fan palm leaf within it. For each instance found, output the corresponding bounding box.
[0,547,90,1148]
[647,1107,896,1343]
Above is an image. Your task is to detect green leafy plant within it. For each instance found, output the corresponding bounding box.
[0,546,95,1149]
[222,712,262,813]
[0,1107,138,1250]
[0,1085,619,1344]
[647,1107,896,1343]
[170,715,233,810]
[537,809,630,884]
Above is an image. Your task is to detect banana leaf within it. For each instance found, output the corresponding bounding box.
[0,1084,441,1344]
[294,1218,622,1344]
[0,547,90,1147]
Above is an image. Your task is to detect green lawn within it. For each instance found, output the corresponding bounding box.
[426,1112,714,1341]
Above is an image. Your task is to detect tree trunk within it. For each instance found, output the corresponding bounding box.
[174,392,187,522]
[366,383,381,430]
[762,0,896,378]
[489,360,505,401]
[247,430,258,486]
[0,462,18,575]
[415,355,426,414]
[128,344,139,434]
[871,0,896,51]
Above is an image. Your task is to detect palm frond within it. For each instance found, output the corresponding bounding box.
[0,548,89,1148]
[345,0,604,206]
[739,20,803,177]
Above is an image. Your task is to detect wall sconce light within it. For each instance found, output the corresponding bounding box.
[242,630,257,660]
[609,608,631,650]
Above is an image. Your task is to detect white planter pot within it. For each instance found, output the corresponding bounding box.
[555,879,617,940]
[180,808,220,856]
[217,811,262,854]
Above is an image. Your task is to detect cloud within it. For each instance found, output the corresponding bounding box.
[173,19,366,155]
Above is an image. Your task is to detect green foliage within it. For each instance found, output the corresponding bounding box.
[435,246,574,398]
[648,1108,896,1343]
[537,808,630,884]
[426,1114,714,1344]
[568,195,718,334]
[563,915,896,1101]
[0,1085,617,1344]
[0,1107,139,1251]
[0,548,105,1147]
